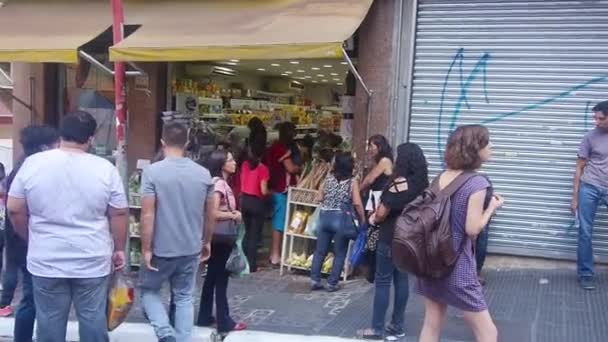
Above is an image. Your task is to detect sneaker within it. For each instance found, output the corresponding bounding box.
[579,276,596,291]
[326,283,341,292]
[0,306,13,317]
[385,324,405,340]
[311,281,324,291]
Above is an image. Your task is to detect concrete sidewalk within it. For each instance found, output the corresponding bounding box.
[0,256,606,341]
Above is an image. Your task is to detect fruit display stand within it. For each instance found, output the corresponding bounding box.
[279,187,353,282]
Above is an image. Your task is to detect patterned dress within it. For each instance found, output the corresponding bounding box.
[416,175,491,312]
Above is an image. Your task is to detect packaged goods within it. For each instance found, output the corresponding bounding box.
[107,273,134,331]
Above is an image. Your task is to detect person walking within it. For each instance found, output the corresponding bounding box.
[6,111,128,342]
[265,123,301,267]
[572,100,608,290]
[310,152,365,292]
[240,143,270,273]
[2,126,59,341]
[417,125,504,342]
[358,143,429,340]
[139,122,216,342]
[197,150,247,333]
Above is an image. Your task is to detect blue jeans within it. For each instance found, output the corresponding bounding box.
[372,241,409,335]
[140,254,199,342]
[14,265,34,342]
[310,210,350,287]
[577,182,608,278]
[32,275,110,342]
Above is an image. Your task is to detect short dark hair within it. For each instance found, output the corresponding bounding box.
[206,149,229,178]
[332,151,355,181]
[162,122,188,147]
[60,111,97,144]
[368,134,393,163]
[592,100,608,116]
[20,125,59,156]
[444,125,490,170]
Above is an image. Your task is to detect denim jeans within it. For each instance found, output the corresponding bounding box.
[14,266,34,342]
[140,254,199,342]
[32,275,110,342]
[372,241,409,335]
[310,210,350,287]
[198,242,235,333]
[577,182,608,278]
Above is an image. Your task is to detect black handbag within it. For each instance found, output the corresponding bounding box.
[213,179,238,244]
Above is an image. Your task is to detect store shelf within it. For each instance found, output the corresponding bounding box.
[130,234,141,239]
[129,205,141,209]
[289,200,319,208]
[295,124,317,130]
[286,232,316,240]
[130,263,140,268]
[295,133,318,140]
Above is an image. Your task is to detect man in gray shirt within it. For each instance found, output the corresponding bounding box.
[140,122,215,342]
[572,100,608,291]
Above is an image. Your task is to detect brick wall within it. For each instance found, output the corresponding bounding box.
[353,0,396,159]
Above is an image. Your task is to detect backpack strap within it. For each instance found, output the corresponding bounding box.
[440,171,477,197]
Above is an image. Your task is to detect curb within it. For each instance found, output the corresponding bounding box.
[0,318,361,342]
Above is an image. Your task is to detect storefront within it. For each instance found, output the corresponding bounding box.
[391,0,608,261]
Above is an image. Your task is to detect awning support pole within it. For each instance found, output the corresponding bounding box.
[111,0,128,185]
[341,47,374,162]
[78,51,142,77]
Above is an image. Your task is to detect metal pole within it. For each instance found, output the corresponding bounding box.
[341,47,371,97]
[111,0,128,182]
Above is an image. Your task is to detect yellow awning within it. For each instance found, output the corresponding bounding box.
[111,0,373,62]
[0,0,111,63]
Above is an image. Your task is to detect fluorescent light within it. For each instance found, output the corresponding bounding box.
[271,63,280,67]
[316,74,325,77]
[284,71,293,74]
[323,65,333,68]
[341,61,348,65]
[311,67,321,71]
[337,83,344,85]
[214,66,235,72]
[281,73,289,76]
[330,72,338,76]
[304,76,312,79]
[297,70,305,73]
[257,68,266,71]
[230,59,240,63]
[312,80,318,83]
[322,79,328,82]
[333,78,341,81]
[290,61,300,65]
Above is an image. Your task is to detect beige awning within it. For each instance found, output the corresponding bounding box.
[0,0,111,63]
[111,0,372,62]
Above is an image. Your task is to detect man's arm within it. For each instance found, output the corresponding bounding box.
[572,158,587,214]
[140,195,158,270]
[7,197,28,241]
[108,206,129,270]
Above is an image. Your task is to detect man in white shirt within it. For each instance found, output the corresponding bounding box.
[7,111,128,342]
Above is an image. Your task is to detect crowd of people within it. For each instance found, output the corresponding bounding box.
[0,100,604,342]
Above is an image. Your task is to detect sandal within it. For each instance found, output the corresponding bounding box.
[232,322,247,331]
[357,328,383,340]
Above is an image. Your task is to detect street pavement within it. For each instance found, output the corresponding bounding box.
[0,256,607,341]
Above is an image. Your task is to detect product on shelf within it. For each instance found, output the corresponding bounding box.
[129,216,140,237]
[289,210,309,234]
[297,160,330,191]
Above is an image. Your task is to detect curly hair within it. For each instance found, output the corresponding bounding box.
[391,143,429,192]
[444,125,490,170]
[368,134,393,163]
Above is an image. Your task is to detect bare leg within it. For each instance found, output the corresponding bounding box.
[270,230,283,264]
[462,310,497,342]
[419,298,447,342]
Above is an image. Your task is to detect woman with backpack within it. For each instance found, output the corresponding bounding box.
[417,125,504,342]
[358,143,429,340]
[310,152,365,292]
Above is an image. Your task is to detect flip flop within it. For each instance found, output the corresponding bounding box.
[357,328,383,340]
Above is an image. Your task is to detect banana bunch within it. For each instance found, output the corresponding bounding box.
[287,253,308,267]
[322,253,334,274]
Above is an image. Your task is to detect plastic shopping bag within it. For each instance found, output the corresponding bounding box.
[349,223,368,267]
[107,272,134,331]
[226,224,249,277]
[304,207,321,236]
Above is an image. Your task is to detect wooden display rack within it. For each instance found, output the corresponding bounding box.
[279,187,353,282]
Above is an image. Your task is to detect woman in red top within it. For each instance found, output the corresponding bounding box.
[240,143,269,272]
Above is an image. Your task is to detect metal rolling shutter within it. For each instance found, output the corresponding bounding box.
[407,0,608,260]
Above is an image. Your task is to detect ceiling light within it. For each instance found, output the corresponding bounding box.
[214,66,236,72]
[337,83,344,86]
[284,71,293,74]
[304,76,312,79]
[322,79,328,82]
[330,72,338,76]
[290,61,300,65]
[316,74,325,77]
[297,70,305,73]
[271,63,280,67]
[323,65,333,68]
[230,59,240,63]
[311,67,320,71]
[312,80,318,83]
[223,61,238,66]
[257,68,266,71]
[341,61,348,65]
[333,78,341,81]
[281,73,289,76]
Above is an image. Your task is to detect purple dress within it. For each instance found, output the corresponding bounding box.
[416,175,490,312]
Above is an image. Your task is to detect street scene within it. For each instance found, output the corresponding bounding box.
[0,0,607,342]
